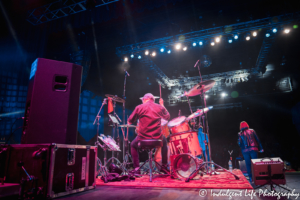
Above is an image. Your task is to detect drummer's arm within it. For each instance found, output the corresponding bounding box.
[159,98,170,120]
[127,107,139,125]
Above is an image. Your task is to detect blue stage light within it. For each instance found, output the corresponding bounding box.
[138,55,141,59]
[199,41,203,45]
[266,33,270,37]
[192,42,196,46]
[167,50,171,54]
[160,48,165,52]
[234,35,238,39]
[228,39,233,43]
[130,54,134,58]
[272,28,277,33]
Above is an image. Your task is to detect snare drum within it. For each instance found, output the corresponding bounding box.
[169,131,202,157]
[167,116,191,134]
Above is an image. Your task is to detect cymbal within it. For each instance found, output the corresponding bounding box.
[118,124,136,128]
[105,94,125,103]
[139,96,160,100]
[187,106,213,120]
[177,80,215,98]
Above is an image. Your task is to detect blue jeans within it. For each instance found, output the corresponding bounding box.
[242,150,258,179]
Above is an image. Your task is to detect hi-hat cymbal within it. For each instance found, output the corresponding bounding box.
[177,80,215,98]
[105,94,125,103]
[118,124,136,128]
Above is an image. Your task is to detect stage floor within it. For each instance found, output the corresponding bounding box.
[96,169,253,189]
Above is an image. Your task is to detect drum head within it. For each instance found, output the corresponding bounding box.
[173,154,198,179]
[168,116,187,127]
[161,118,168,126]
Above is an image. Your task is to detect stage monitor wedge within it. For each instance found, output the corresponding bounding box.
[21,58,82,144]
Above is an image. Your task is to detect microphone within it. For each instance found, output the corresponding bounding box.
[124,70,130,76]
[194,60,200,68]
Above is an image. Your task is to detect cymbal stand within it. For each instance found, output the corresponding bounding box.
[93,99,109,181]
[122,69,128,160]
[119,126,132,172]
[111,99,117,163]
[186,95,196,129]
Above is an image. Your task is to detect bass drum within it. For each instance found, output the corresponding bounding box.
[171,154,199,180]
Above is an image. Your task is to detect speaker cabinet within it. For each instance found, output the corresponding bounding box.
[251,157,286,186]
[21,58,82,144]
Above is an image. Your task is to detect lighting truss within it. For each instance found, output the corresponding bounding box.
[26,0,119,25]
[255,34,276,73]
[116,12,300,56]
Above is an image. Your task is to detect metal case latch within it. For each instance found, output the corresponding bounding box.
[65,173,74,191]
[67,148,76,165]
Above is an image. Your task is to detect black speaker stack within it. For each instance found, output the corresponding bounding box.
[1,58,97,199]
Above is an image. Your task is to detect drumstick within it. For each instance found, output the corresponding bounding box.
[159,84,161,98]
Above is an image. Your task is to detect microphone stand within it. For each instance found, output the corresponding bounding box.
[122,71,128,161]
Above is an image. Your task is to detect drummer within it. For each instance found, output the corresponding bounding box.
[128,93,170,175]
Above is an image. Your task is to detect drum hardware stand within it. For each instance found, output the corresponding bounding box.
[186,95,196,129]
[119,126,133,171]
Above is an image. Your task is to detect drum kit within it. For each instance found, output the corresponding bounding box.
[93,68,239,181]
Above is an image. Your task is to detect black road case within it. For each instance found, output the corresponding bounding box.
[3,144,97,198]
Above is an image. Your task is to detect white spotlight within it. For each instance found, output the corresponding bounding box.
[124,57,128,62]
[192,42,196,46]
[175,43,181,49]
[215,37,221,43]
[199,41,203,45]
[284,29,290,34]
[246,36,250,41]
[183,47,187,51]
[211,41,215,46]
[205,95,209,98]
[252,31,257,37]
[228,39,233,43]
[160,48,165,52]
[272,28,277,33]
[167,50,171,54]
[145,50,149,55]
[221,92,226,97]
[266,33,270,37]
[151,52,156,56]
[234,35,238,39]
[130,54,134,58]
[138,55,141,59]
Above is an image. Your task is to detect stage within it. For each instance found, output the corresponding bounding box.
[96,169,253,190]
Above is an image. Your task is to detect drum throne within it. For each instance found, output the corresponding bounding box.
[136,139,169,182]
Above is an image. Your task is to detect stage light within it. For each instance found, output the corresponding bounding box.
[284,29,290,34]
[151,51,156,56]
[183,47,187,51]
[175,43,181,49]
[205,95,209,98]
[234,35,238,39]
[266,33,270,37]
[138,55,141,59]
[272,28,277,33]
[211,41,215,46]
[167,50,171,54]
[228,39,233,43]
[145,50,149,55]
[160,48,165,52]
[246,35,250,41]
[215,37,221,43]
[199,41,203,45]
[130,54,134,58]
[221,92,227,97]
[293,25,298,29]
[241,77,245,82]
[192,42,196,46]
[124,57,128,62]
[252,31,257,37]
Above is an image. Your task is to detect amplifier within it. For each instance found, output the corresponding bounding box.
[251,157,286,186]
[3,144,97,199]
